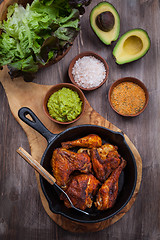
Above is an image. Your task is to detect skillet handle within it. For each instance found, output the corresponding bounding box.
[17,147,56,185]
[18,107,56,144]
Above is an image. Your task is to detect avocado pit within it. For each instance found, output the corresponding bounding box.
[96,11,115,32]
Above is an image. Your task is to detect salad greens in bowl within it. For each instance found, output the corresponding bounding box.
[0,0,91,81]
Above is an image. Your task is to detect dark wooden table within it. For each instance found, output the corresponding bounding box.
[0,0,159,239]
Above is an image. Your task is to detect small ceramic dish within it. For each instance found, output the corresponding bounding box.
[43,83,86,124]
[108,77,149,117]
[68,51,109,91]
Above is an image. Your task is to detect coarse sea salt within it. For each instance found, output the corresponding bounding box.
[72,56,106,89]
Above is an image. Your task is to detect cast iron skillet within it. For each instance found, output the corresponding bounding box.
[18,107,137,223]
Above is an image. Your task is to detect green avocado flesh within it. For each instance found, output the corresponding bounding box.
[113,29,151,64]
[90,2,120,45]
[47,87,82,122]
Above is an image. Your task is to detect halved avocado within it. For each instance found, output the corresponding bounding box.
[113,29,151,64]
[90,2,120,45]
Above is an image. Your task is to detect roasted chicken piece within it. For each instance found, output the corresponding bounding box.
[78,143,119,158]
[61,134,102,149]
[77,148,91,155]
[90,144,121,182]
[97,143,118,160]
[51,148,91,188]
[61,174,100,210]
[95,158,127,210]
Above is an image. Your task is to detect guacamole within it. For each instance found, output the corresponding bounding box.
[47,87,82,122]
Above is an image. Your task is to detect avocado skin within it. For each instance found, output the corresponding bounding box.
[90,2,120,45]
[112,28,151,64]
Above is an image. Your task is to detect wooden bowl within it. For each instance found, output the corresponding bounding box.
[108,77,149,117]
[43,83,86,124]
[68,51,109,91]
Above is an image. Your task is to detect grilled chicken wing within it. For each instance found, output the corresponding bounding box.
[51,148,91,188]
[61,134,102,149]
[90,144,121,182]
[61,174,100,210]
[95,158,127,210]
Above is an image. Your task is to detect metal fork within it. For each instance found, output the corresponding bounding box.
[17,147,89,216]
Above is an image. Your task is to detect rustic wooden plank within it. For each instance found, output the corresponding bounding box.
[0,0,160,239]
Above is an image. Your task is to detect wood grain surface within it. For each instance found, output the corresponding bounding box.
[0,65,142,232]
[0,0,160,239]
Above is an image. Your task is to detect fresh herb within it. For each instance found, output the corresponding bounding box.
[0,0,90,80]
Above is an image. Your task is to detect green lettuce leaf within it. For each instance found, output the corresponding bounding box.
[54,27,79,42]
[0,0,90,80]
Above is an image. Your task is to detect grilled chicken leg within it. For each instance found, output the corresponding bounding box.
[61,134,102,149]
[95,158,127,210]
[51,148,91,188]
[61,174,100,210]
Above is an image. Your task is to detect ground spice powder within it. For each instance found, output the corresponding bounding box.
[111,81,146,115]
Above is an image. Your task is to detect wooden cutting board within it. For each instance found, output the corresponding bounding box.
[0,66,142,232]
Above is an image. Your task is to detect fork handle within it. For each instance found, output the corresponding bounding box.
[17,147,56,185]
